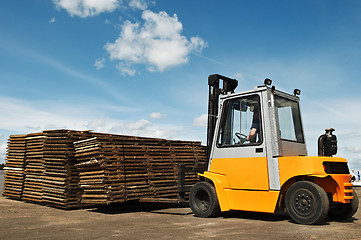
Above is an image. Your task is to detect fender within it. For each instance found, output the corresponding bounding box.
[198,171,230,212]
[281,174,353,204]
[312,174,353,203]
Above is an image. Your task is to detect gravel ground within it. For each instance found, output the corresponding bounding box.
[0,187,360,240]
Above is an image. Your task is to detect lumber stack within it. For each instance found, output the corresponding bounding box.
[41,130,91,208]
[2,130,206,209]
[74,137,125,204]
[3,130,92,208]
[74,135,206,205]
[2,134,27,199]
[22,133,46,203]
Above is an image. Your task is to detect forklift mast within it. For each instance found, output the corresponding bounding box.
[207,74,238,160]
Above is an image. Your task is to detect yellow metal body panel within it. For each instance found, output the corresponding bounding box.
[313,175,353,203]
[209,157,269,190]
[278,156,345,186]
[224,189,279,213]
[202,155,352,213]
[200,170,280,213]
[198,172,230,212]
[278,156,352,203]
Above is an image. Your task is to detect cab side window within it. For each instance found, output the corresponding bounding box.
[218,95,262,147]
[274,95,304,143]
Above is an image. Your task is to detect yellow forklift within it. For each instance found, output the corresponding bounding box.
[189,74,358,224]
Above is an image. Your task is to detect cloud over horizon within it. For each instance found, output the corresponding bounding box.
[53,0,120,18]
[105,10,207,75]
[149,112,165,120]
[193,114,207,127]
[0,96,185,163]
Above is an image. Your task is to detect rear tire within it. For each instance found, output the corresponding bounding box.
[285,181,329,225]
[328,190,359,220]
[189,182,220,218]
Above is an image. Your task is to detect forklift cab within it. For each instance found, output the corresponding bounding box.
[209,83,307,191]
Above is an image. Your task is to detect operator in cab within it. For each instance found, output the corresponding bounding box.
[247,106,260,143]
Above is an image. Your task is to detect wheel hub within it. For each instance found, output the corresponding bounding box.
[293,191,314,216]
[201,200,209,209]
[195,190,210,211]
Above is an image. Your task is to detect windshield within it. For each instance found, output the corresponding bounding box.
[218,95,262,146]
[274,95,304,143]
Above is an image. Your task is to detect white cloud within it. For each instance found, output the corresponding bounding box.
[126,119,152,130]
[193,114,208,127]
[0,97,89,132]
[0,97,137,134]
[86,118,107,131]
[94,58,105,70]
[49,17,56,23]
[190,36,207,53]
[85,118,181,139]
[53,0,120,18]
[105,10,207,73]
[129,0,148,10]
[119,120,181,139]
[116,63,136,76]
[149,112,165,120]
[0,96,183,146]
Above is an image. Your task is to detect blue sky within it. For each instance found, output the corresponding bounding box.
[0,0,361,172]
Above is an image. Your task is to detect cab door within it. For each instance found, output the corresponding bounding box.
[209,93,269,190]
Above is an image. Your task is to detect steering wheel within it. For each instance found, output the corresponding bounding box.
[235,133,247,143]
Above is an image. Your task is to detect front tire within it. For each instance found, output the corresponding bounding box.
[189,182,220,218]
[285,181,329,225]
[328,190,359,220]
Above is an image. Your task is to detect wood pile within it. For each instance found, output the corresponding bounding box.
[22,133,46,203]
[41,130,92,208]
[3,130,92,208]
[2,130,206,209]
[2,134,27,199]
[74,134,206,205]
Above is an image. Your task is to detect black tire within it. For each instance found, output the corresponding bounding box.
[189,182,220,218]
[285,181,329,225]
[328,190,359,220]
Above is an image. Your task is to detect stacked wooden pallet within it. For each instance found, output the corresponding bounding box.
[74,137,125,204]
[42,130,70,207]
[41,130,91,208]
[22,133,46,203]
[147,141,205,199]
[2,134,27,199]
[3,130,92,208]
[74,134,206,205]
